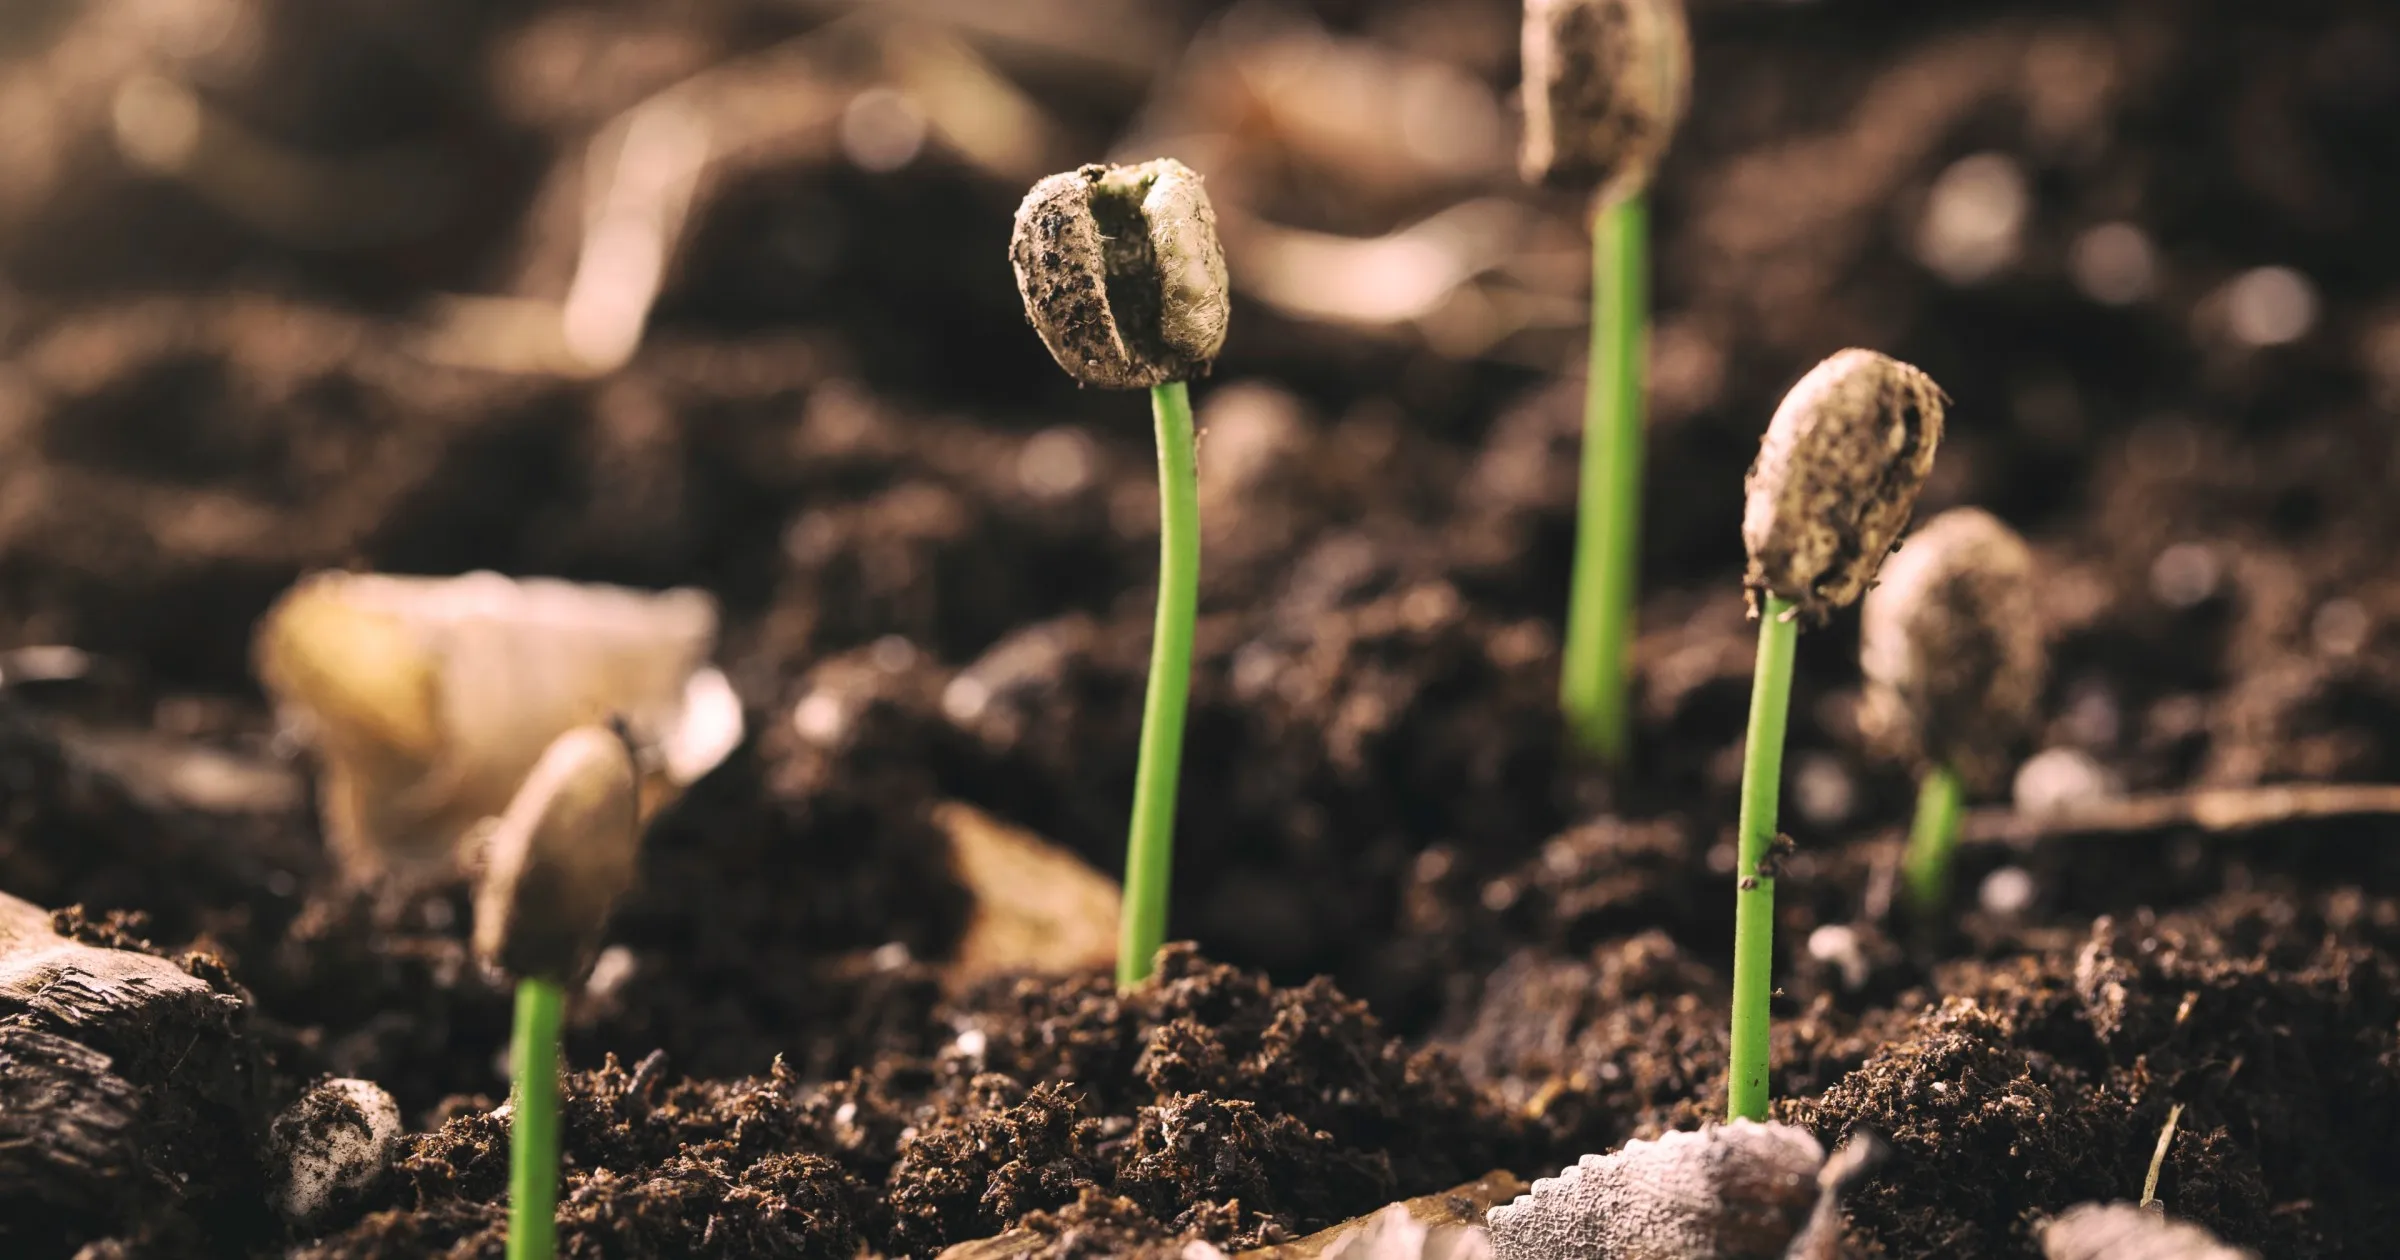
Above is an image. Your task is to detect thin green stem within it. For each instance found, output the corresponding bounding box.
[507,977,566,1260]
[1903,763,1964,915]
[1560,193,1648,765]
[1729,595,1797,1122]
[1119,380,1199,989]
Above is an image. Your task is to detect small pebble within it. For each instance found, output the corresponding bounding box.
[2015,747,2121,817]
[2221,266,2317,347]
[1980,867,2038,917]
[1917,152,2029,284]
[269,1078,403,1223]
[1806,925,1870,991]
[2149,544,2221,608]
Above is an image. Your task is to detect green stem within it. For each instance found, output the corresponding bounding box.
[1903,764,1964,915]
[508,978,565,1260]
[1119,380,1199,989]
[1729,595,1797,1122]
[1560,193,1648,765]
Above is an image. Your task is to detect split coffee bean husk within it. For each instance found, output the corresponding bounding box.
[1519,0,1691,203]
[1860,506,2044,791]
[472,723,642,984]
[1009,159,1229,390]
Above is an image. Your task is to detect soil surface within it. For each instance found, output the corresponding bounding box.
[2,0,2398,1256]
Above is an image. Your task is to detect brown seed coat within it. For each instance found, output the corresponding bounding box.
[1519,0,1691,203]
[1742,349,1946,625]
[1859,507,2044,790]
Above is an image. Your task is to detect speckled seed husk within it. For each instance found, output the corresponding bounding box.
[1859,507,2043,790]
[1519,0,1691,203]
[1010,159,1230,389]
[1742,349,1945,625]
[472,724,642,984]
[1485,1120,1827,1259]
[2040,1203,2256,1260]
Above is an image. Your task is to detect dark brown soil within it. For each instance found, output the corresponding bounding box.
[1,0,2398,1256]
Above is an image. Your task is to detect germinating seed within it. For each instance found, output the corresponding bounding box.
[473,724,643,984]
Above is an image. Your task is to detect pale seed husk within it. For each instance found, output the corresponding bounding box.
[1009,159,1230,389]
[1519,0,1691,203]
[471,723,642,984]
[1742,349,1945,625]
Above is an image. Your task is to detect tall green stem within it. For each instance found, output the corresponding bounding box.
[1560,193,1648,765]
[1119,380,1199,989]
[507,977,565,1260]
[1729,595,1797,1121]
[1903,763,1964,915]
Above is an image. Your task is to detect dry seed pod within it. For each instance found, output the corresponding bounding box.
[2040,1203,2255,1260]
[1487,1120,1848,1259]
[1858,507,2043,790]
[1742,349,1945,624]
[472,724,642,983]
[1520,0,1692,203]
[1010,159,1230,389]
[256,571,742,884]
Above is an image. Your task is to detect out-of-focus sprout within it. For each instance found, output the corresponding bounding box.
[1010,159,1228,989]
[1521,0,1691,765]
[254,571,742,886]
[1730,349,1944,1121]
[1859,507,2044,915]
[471,724,644,1260]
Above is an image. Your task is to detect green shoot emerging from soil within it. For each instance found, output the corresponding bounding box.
[1732,349,1945,1120]
[1009,159,1230,988]
[472,724,644,1260]
[1860,507,2043,916]
[1522,0,1690,763]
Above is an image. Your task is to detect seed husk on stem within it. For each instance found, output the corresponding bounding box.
[1010,159,1227,989]
[1521,0,1691,764]
[1729,349,1945,1121]
[472,723,643,1260]
[1859,507,2043,914]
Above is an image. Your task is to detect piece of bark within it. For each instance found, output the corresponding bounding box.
[0,891,216,1035]
[0,1023,144,1223]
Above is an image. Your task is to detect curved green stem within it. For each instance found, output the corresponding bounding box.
[1729,596,1797,1122]
[1119,380,1199,989]
[1560,193,1648,765]
[507,977,565,1260]
[1903,764,1964,915]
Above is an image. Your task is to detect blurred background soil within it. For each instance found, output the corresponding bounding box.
[0,0,2396,1255]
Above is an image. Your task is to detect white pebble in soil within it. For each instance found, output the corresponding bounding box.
[2014,747,2122,818]
[1980,866,2038,917]
[270,1078,404,1224]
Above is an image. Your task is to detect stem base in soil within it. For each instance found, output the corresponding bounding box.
[508,977,566,1260]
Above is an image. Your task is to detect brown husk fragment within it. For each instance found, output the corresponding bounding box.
[1009,159,1231,389]
[470,724,643,984]
[2040,1202,2256,1260]
[1519,0,1692,203]
[1742,349,1946,625]
[1859,507,2044,790]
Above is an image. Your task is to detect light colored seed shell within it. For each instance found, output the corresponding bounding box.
[1486,1120,1826,1259]
[472,724,642,983]
[1858,507,2044,790]
[1009,159,1229,389]
[2040,1203,2256,1260]
[1519,0,1691,202]
[1742,349,1945,624]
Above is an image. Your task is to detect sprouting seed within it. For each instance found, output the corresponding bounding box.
[1860,507,2045,914]
[1523,0,1691,766]
[1010,159,1228,988]
[1729,349,1946,1123]
[472,722,643,1260]
[1010,159,1229,391]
